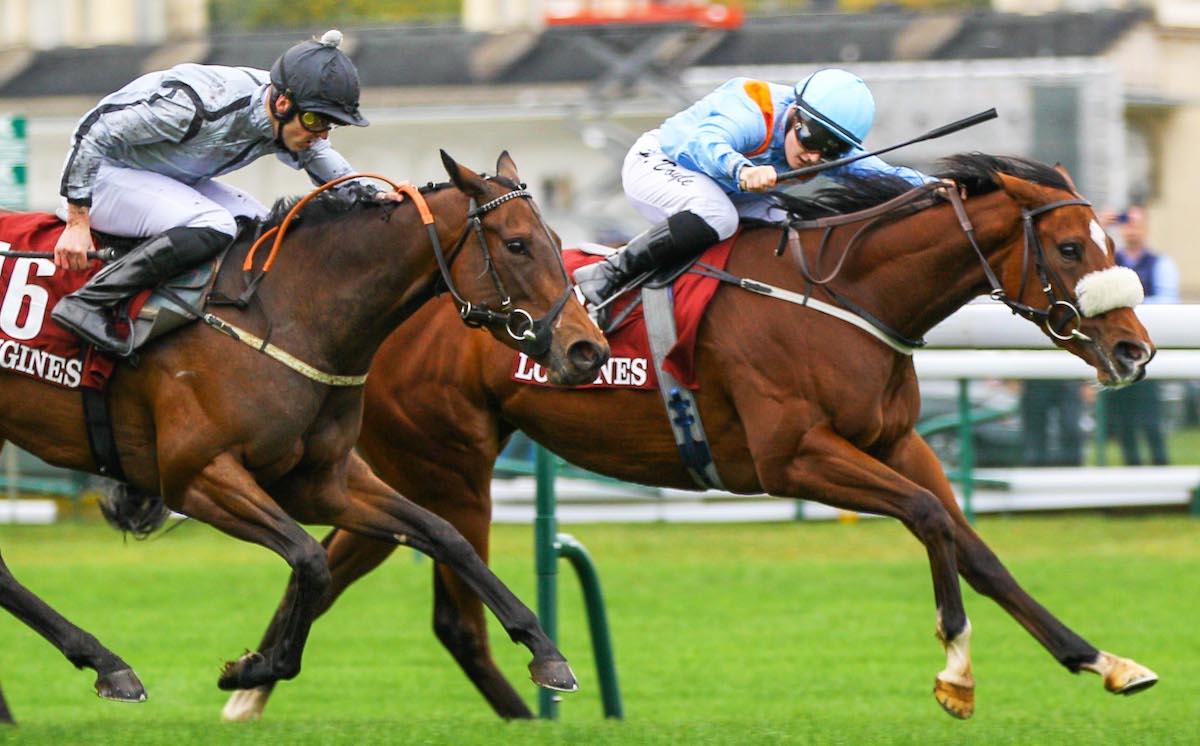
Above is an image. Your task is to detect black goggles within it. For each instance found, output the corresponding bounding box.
[298,110,338,134]
[794,111,854,161]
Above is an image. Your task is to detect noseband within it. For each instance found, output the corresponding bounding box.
[946,188,1093,342]
[429,185,573,358]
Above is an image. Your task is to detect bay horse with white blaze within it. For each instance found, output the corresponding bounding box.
[225,154,1157,721]
[0,152,608,721]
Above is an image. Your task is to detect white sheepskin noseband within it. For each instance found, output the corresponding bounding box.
[1075,266,1144,317]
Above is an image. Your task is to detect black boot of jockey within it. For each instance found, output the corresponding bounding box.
[51,226,228,355]
[574,210,719,329]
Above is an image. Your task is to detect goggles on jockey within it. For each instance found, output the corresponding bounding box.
[794,111,854,161]
[298,110,338,134]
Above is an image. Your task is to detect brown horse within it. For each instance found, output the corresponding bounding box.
[225,154,1157,722]
[0,152,609,720]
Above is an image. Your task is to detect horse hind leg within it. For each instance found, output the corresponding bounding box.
[0,546,145,703]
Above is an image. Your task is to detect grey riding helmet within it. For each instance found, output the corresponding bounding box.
[270,29,369,127]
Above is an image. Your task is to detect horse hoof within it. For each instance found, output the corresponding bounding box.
[933,676,974,719]
[218,651,268,691]
[221,687,270,722]
[528,658,578,693]
[1105,658,1158,696]
[95,668,147,703]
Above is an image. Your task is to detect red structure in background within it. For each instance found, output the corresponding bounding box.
[545,1,745,29]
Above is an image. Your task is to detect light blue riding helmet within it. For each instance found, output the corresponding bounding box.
[794,68,876,148]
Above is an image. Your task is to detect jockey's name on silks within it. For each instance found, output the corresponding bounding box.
[0,339,83,387]
[514,352,650,388]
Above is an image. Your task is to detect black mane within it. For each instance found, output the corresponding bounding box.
[767,152,1074,221]
[770,172,915,220]
[934,153,1075,197]
[265,188,393,231]
[262,174,522,232]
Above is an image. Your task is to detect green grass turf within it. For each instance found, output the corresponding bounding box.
[0,514,1196,744]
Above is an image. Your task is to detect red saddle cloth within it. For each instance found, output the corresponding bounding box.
[511,234,737,390]
[0,211,132,390]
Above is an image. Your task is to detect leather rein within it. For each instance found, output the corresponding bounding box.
[773,180,1095,350]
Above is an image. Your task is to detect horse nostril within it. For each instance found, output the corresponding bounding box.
[568,340,607,373]
[1114,341,1150,368]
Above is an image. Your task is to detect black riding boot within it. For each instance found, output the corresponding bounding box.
[574,211,719,327]
[51,226,228,355]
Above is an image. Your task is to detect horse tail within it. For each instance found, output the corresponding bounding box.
[98,483,171,539]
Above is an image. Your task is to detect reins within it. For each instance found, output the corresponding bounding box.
[702,179,1097,354]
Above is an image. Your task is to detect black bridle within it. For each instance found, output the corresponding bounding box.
[428,183,573,358]
[945,188,1094,342]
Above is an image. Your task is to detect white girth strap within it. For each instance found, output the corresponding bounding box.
[736,279,918,356]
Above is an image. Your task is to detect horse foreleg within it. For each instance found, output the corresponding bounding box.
[0,546,144,704]
[429,517,535,719]
[888,432,1158,700]
[223,525,533,722]
[168,452,331,691]
[332,456,576,693]
[221,528,398,722]
[760,425,974,717]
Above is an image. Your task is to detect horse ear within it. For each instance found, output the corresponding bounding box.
[995,172,1044,209]
[495,151,519,182]
[441,149,486,198]
[1053,163,1081,194]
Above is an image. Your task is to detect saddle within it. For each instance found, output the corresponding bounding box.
[93,223,256,357]
[126,254,223,353]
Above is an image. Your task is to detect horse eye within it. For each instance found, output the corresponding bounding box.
[506,239,530,256]
[1059,242,1082,261]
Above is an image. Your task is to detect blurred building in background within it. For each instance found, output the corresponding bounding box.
[0,0,1197,293]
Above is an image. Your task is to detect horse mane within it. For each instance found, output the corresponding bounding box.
[263,173,524,232]
[767,152,1074,221]
[770,173,916,219]
[934,152,1074,197]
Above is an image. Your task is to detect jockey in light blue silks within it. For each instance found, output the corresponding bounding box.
[575,68,935,326]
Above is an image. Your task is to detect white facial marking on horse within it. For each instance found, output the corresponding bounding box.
[1089,219,1110,257]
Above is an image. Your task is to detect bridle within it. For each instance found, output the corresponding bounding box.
[242,173,573,359]
[429,182,573,358]
[771,180,1099,352]
[943,186,1094,342]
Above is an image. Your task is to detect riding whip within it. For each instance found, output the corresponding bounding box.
[0,248,117,261]
[773,108,998,183]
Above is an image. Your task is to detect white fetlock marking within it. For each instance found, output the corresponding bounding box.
[221,688,268,722]
[936,615,975,688]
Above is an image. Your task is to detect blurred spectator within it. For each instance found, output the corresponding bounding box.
[1020,380,1083,466]
[1100,206,1178,465]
